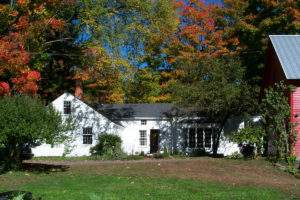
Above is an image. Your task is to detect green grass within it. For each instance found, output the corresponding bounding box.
[0,171,296,200]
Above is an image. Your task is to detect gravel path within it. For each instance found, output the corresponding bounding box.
[26,158,203,166]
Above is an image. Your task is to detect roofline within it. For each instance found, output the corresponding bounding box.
[269,36,289,79]
[269,35,300,37]
[54,93,124,128]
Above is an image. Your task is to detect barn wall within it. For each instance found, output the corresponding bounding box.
[260,41,287,99]
[291,88,300,157]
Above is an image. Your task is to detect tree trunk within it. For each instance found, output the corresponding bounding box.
[212,115,229,156]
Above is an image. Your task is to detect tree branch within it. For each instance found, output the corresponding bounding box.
[42,38,74,45]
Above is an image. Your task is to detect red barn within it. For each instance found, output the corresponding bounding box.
[261,35,300,157]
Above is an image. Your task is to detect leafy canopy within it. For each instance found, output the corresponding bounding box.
[0,95,74,171]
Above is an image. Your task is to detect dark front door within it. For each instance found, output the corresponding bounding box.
[150,129,159,153]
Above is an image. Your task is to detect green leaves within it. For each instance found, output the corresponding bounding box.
[0,95,75,171]
[261,81,297,160]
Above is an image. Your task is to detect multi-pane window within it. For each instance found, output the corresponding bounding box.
[141,120,147,125]
[197,128,204,147]
[188,128,196,147]
[139,130,147,146]
[205,128,212,148]
[63,101,71,114]
[83,127,93,144]
[186,128,212,148]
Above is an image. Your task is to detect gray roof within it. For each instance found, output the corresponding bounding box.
[269,35,300,79]
[96,103,176,120]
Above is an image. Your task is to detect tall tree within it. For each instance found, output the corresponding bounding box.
[0,0,77,98]
[72,0,179,103]
[166,0,239,65]
[215,0,300,85]
[0,95,74,171]
[171,56,256,155]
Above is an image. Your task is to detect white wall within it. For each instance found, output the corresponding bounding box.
[32,93,260,157]
[32,93,122,157]
[118,118,172,155]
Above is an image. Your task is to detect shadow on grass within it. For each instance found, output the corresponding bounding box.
[21,163,70,174]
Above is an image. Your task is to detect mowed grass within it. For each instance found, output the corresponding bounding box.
[0,158,299,200]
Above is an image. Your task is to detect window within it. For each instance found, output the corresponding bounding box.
[205,128,212,148]
[83,127,93,144]
[139,130,147,146]
[188,128,196,148]
[197,128,204,147]
[141,120,147,125]
[185,128,212,148]
[64,101,71,114]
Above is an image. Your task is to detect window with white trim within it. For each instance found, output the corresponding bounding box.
[63,101,71,114]
[139,130,147,146]
[83,127,93,144]
[186,127,212,148]
[141,120,147,125]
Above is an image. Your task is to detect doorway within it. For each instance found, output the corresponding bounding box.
[150,129,159,153]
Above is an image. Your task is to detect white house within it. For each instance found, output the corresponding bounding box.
[32,93,251,157]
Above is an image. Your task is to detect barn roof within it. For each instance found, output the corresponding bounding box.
[96,103,177,120]
[269,35,300,79]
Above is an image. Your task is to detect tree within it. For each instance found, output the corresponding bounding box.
[215,0,300,86]
[261,81,297,161]
[230,122,266,158]
[78,0,178,103]
[127,68,162,103]
[0,96,74,171]
[166,0,238,65]
[78,0,178,64]
[0,0,78,98]
[171,56,256,155]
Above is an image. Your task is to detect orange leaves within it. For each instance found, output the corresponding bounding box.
[17,0,30,7]
[11,70,41,97]
[168,0,233,64]
[0,32,30,71]
[0,82,10,96]
[45,18,67,32]
[0,0,77,97]
[14,16,30,30]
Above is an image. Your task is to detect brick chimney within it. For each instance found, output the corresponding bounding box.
[74,81,83,99]
[98,90,106,104]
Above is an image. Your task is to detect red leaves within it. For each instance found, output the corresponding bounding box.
[45,18,67,32]
[0,82,10,96]
[0,32,30,71]
[11,70,41,97]
[168,0,232,63]
[0,0,76,97]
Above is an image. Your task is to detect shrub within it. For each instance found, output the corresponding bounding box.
[172,148,180,155]
[190,148,208,157]
[163,145,170,158]
[230,124,265,159]
[139,151,145,157]
[261,81,298,161]
[153,152,163,159]
[227,152,243,159]
[90,134,126,159]
[285,154,298,175]
[0,96,74,172]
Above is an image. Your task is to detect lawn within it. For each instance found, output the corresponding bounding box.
[1,158,299,200]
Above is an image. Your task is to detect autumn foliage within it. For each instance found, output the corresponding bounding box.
[0,0,75,97]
